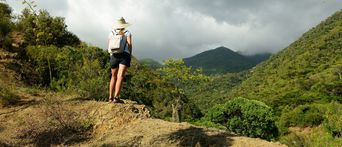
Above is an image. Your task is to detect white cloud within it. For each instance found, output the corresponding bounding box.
[5,0,342,62]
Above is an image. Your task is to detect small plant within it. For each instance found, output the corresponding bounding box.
[279,132,307,147]
[0,84,20,107]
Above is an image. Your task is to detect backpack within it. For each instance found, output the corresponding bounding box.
[108,30,126,54]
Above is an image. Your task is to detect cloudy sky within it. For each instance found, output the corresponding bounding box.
[6,0,342,62]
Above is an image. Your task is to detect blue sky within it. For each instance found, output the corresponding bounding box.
[5,0,342,62]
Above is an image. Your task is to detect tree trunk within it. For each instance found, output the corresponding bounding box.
[172,100,183,123]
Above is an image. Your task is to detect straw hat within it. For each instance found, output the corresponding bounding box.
[113,17,131,29]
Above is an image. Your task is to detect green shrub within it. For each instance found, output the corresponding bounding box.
[323,102,342,137]
[280,126,342,147]
[73,59,108,100]
[0,3,13,49]
[203,97,278,140]
[278,104,325,133]
[0,84,19,107]
[306,126,342,147]
[279,132,306,147]
[25,45,109,100]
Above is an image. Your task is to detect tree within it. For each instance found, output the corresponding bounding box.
[0,2,12,47]
[158,59,209,89]
[157,59,209,120]
[17,8,80,47]
[204,97,279,140]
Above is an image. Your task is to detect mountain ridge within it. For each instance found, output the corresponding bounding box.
[227,9,342,107]
[183,46,271,74]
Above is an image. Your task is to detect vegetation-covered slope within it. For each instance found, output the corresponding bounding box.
[139,58,162,69]
[228,10,342,108]
[183,47,270,74]
[187,72,247,112]
[183,47,256,74]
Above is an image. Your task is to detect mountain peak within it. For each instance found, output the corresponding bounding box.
[183,47,269,74]
[209,46,235,52]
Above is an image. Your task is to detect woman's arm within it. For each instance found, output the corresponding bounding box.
[127,35,133,56]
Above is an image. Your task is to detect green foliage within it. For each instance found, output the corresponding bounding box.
[183,47,270,74]
[72,58,108,100]
[25,45,109,100]
[277,102,342,136]
[156,58,209,119]
[191,119,226,130]
[119,58,203,119]
[278,104,325,131]
[279,126,342,147]
[323,102,342,137]
[139,58,162,69]
[0,84,20,107]
[203,97,278,140]
[188,72,247,113]
[279,133,306,147]
[26,45,59,86]
[0,2,13,48]
[306,126,342,147]
[158,59,209,88]
[228,10,342,109]
[17,9,80,47]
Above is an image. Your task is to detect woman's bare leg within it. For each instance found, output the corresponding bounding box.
[114,64,127,98]
[109,68,118,100]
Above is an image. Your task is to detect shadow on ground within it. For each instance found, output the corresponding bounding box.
[30,126,91,146]
[167,126,234,147]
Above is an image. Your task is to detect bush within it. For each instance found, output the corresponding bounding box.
[323,102,342,137]
[279,132,307,147]
[25,45,109,100]
[0,3,13,48]
[203,97,278,140]
[73,59,108,100]
[306,126,342,146]
[279,126,342,147]
[0,84,19,107]
[278,104,325,134]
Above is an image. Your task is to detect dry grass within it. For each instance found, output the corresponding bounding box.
[15,97,93,146]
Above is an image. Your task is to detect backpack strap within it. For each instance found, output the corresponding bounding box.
[112,30,127,36]
[112,30,117,36]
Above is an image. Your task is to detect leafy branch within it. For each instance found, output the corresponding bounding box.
[22,0,37,15]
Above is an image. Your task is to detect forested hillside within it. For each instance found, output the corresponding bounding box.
[183,47,269,74]
[228,10,342,108]
[139,58,162,69]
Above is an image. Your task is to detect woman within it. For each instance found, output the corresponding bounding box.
[108,17,132,103]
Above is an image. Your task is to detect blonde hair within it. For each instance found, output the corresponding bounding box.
[117,28,125,35]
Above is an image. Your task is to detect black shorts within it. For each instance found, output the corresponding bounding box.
[110,52,131,69]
